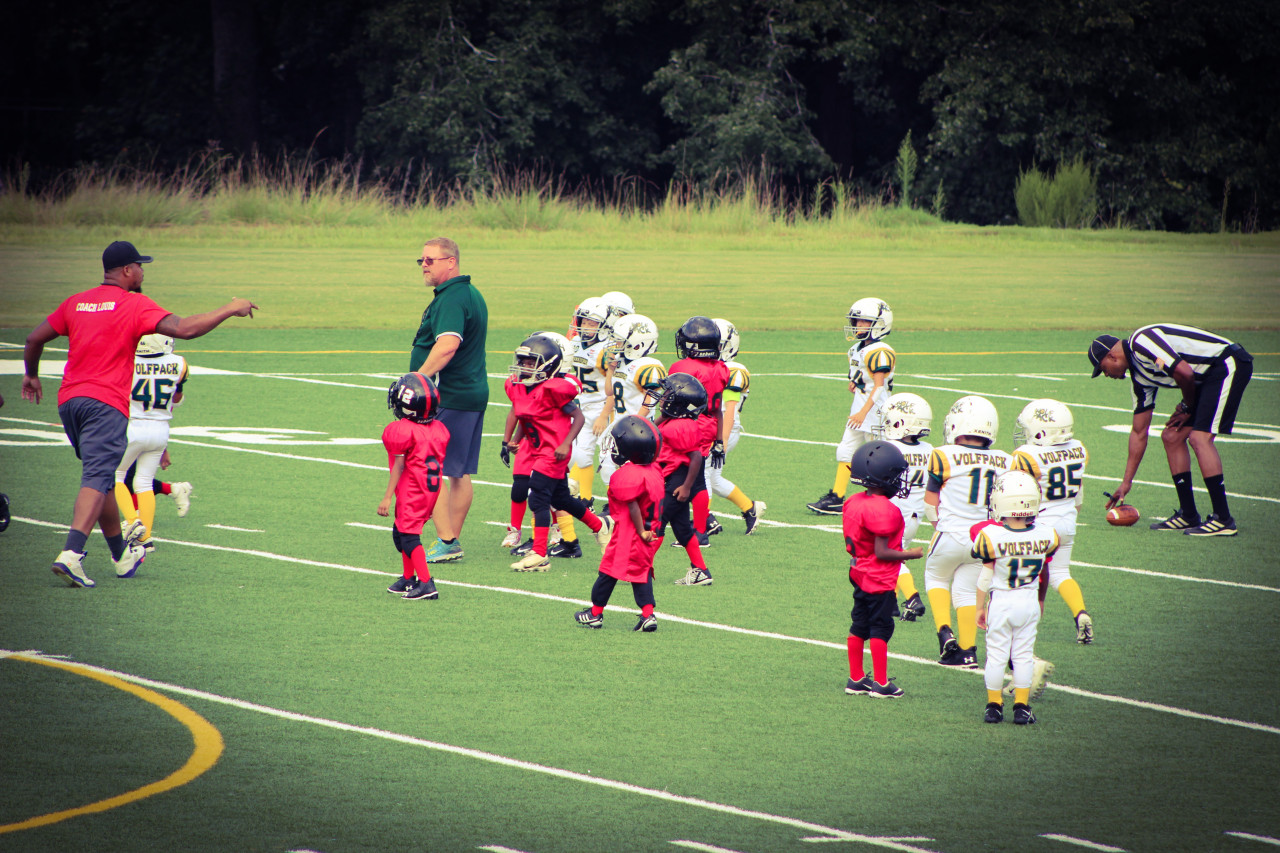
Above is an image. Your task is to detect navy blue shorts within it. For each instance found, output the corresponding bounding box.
[59,397,128,493]
[437,408,484,477]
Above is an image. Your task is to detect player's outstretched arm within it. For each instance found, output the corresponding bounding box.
[155,298,258,340]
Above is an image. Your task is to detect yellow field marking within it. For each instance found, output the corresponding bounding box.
[0,652,224,834]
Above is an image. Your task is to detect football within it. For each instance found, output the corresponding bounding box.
[1107,504,1141,526]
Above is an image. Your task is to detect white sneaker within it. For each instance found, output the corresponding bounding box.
[114,542,147,578]
[52,550,95,588]
[500,525,521,548]
[1030,657,1056,701]
[594,514,614,549]
[121,519,147,547]
[673,568,713,586]
[511,552,550,572]
[170,482,193,517]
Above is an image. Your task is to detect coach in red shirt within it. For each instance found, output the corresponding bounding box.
[22,241,258,588]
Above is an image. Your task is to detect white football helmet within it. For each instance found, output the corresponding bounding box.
[608,313,659,362]
[845,298,893,342]
[880,392,933,441]
[989,470,1042,519]
[136,334,174,356]
[532,330,575,373]
[571,297,610,345]
[1014,399,1074,446]
[600,291,634,320]
[712,318,740,362]
[943,395,999,446]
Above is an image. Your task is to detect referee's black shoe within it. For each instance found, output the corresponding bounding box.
[1150,508,1200,531]
[1184,514,1237,537]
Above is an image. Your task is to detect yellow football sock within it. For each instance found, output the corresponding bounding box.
[136,490,156,541]
[726,486,753,512]
[1015,687,1030,706]
[987,689,1003,705]
[113,482,140,525]
[897,571,919,600]
[956,605,978,650]
[832,462,852,498]
[570,465,594,501]
[557,510,578,543]
[927,588,953,633]
[1057,578,1087,617]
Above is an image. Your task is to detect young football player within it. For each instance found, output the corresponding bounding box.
[974,471,1060,724]
[878,392,934,621]
[379,372,451,600]
[599,313,667,491]
[669,316,730,548]
[842,441,924,699]
[600,291,635,325]
[574,416,666,631]
[561,298,617,556]
[110,333,188,575]
[923,395,1011,667]
[503,335,612,571]
[123,460,193,520]
[702,318,765,535]
[1011,399,1094,644]
[652,373,717,586]
[808,298,896,515]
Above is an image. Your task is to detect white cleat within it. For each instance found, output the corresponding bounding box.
[500,525,521,548]
[170,482,193,517]
[511,552,550,572]
[121,519,147,547]
[594,515,614,549]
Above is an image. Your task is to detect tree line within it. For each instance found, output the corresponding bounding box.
[5,0,1277,230]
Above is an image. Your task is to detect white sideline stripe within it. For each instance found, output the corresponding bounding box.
[1225,832,1280,846]
[1039,834,1127,852]
[204,524,264,533]
[18,513,1277,737]
[0,650,932,853]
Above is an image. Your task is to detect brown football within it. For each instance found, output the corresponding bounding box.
[1106,504,1141,526]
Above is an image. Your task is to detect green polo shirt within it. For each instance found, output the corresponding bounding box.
[409,274,489,412]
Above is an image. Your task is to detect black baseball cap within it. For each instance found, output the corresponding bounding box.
[102,241,153,271]
[1088,334,1121,377]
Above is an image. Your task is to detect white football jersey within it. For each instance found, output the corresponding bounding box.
[927,444,1013,534]
[888,437,933,520]
[972,523,1060,592]
[848,339,895,428]
[612,356,667,416]
[571,340,612,416]
[1012,439,1088,521]
[130,352,188,421]
[724,360,751,424]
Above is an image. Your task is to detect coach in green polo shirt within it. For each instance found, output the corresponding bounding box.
[410,237,489,563]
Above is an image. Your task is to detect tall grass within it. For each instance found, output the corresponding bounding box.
[1015,155,1099,228]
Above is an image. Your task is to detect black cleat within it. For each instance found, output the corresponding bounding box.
[806,491,844,515]
[1184,514,1238,537]
[868,678,904,699]
[961,646,979,669]
[574,608,603,628]
[548,539,583,558]
[510,537,535,556]
[387,576,414,594]
[402,578,439,600]
[984,702,1004,724]
[845,675,874,695]
[900,592,925,622]
[705,514,723,536]
[633,614,657,632]
[1013,703,1037,725]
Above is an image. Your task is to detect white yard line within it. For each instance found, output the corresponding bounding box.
[1039,834,1128,852]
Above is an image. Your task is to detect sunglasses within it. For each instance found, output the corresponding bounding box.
[416,256,455,267]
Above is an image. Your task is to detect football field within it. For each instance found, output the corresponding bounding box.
[2,317,1279,852]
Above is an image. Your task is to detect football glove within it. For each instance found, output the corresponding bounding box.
[500,443,512,468]
[709,440,726,469]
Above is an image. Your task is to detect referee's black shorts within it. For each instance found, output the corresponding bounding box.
[1191,344,1253,435]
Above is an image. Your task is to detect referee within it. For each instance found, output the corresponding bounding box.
[1088,324,1253,536]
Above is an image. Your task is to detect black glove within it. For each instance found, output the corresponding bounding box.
[709,440,726,469]
[500,443,512,468]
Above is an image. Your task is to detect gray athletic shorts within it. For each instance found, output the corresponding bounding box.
[59,397,128,493]
[437,408,484,478]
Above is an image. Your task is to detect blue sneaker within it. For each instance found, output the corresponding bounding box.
[426,539,464,563]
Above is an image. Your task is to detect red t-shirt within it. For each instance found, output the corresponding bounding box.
[842,491,906,593]
[669,357,729,418]
[599,461,665,583]
[655,416,717,477]
[382,418,451,534]
[46,284,173,416]
[505,375,582,478]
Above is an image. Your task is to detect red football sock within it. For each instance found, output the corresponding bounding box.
[692,491,710,533]
[510,500,526,530]
[591,605,604,616]
[581,508,602,534]
[155,480,171,495]
[847,635,865,679]
[641,603,654,618]
[130,493,139,510]
[684,536,707,571]
[870,638,889,684]
[409,545,431,582]
[533,526,550,556]
[400,552,414,579]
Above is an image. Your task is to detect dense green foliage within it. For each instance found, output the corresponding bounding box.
[5,0,1278,230]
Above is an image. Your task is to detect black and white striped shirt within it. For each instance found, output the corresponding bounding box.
[1125,324,1236,413]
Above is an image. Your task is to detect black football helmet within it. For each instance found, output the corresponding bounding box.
[510,334,564,385]
[609,415,661,466]
[849,440,911,499]
[674,316,721,359]
[388,372,441,423]
[656,372,708,420]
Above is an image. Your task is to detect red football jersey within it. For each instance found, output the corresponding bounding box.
[843,491,906,593]
[669,357,729,418]
[382,418,451,534]
[46,285,173,416]
[505,375,582,477]
[655,416,717,477]
[599,461,665,583]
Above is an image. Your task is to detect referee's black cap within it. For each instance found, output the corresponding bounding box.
[102,241,153,271]
[1088,334,1121,377]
